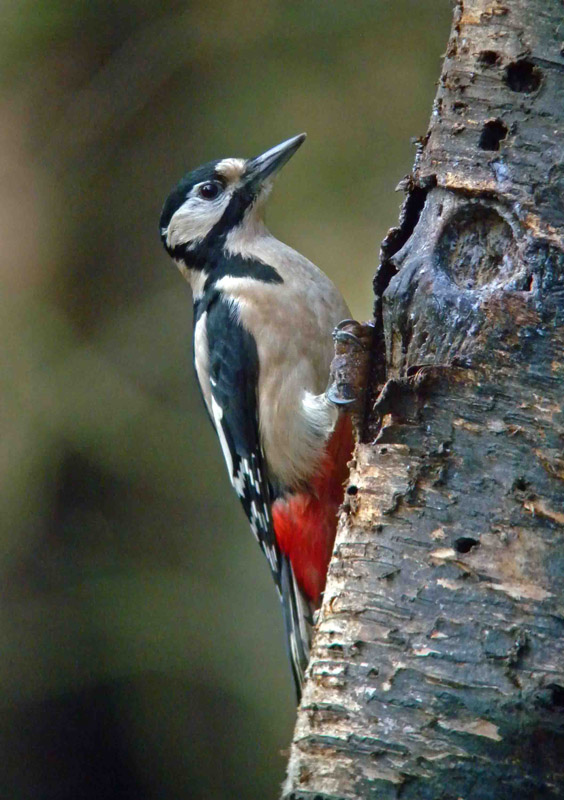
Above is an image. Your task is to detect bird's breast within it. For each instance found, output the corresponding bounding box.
[214,271,347,489]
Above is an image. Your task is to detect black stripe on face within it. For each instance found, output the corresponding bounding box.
[205,182,255,241]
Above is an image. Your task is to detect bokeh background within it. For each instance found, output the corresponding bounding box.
[1,2,452,798]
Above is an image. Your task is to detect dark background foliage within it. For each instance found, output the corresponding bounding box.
[0,2,450,797]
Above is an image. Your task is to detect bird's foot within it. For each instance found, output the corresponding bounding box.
[326,319,375,411]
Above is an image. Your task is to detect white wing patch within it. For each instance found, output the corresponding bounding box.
[194,312,212,415]
[210,393,234,476]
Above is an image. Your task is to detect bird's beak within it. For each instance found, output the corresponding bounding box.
[244,133,306,187]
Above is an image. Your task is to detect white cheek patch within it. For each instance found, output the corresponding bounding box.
[167,185,237,249]
[210,393,235,478]
[167,199,224,248]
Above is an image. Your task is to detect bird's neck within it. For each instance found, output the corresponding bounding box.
[177,216,282,300]
[223,215,270,258]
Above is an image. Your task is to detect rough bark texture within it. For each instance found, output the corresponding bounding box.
[283,1,564,798]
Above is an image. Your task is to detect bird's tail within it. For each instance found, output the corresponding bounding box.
[280,555,314,700]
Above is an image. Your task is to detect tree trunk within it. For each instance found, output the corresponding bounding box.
[283,1,564,798]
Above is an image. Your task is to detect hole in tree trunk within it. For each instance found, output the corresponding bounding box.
[454,537,479,554]
[547,684,564,711]
[479,119,508,151]
[478,50,500,66]
[513,477,529,491]
[504,59,542,93]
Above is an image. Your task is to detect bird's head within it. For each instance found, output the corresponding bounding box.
[159,133,306,257]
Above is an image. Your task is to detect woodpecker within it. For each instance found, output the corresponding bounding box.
[159,134,353,698]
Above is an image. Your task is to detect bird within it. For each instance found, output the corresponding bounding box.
[159,133,353,699]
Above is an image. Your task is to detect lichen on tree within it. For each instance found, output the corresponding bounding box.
[284,1,564,798]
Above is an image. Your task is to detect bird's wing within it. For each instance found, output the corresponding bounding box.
[205,294,280,575]
[203,294,311,698]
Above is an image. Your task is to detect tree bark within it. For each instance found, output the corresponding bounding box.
[283,1,564,798]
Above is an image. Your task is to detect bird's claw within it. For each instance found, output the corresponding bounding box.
[333,329,366,349]
[332,322,367,350]
[333,318,358,332]
[326,384,358,406]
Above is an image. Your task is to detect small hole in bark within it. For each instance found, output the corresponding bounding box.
[478,50,500,67]
[452,100,467,112]
[548,684,564,709]
[380,447,388,455]
[454,536,479,554]
[523,274,534,291]
[504,59,542,93]
[479,119,508,151]
[513,477,529,491]
[347,485,358,496]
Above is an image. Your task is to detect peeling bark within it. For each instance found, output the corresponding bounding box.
[284,1,564,798]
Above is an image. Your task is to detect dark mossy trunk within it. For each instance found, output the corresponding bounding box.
[284,1,564,798]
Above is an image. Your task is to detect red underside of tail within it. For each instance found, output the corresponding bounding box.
[272,414,354,605]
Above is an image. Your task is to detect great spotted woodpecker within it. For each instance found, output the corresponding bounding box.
[159,134,353,698]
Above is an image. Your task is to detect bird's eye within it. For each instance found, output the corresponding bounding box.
[198,181,221,200]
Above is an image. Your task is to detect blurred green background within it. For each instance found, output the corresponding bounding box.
[1,2,451,798]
